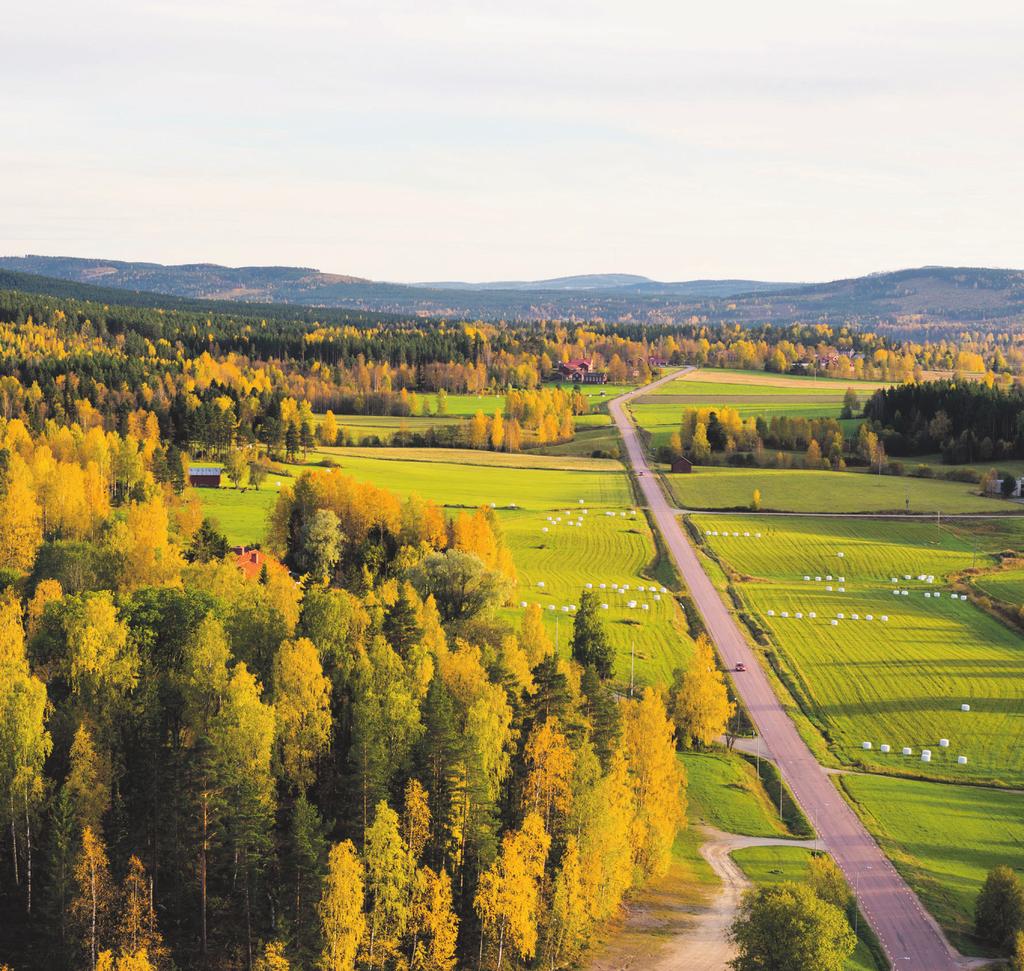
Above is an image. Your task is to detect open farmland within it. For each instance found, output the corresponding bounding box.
[438,382,636,417]
[317,446,621,471]
[647,368,893,395]
[973,566,1024,606]
[319,413,464,440]
[197,448,694,689]
[197,448,629,540]
[841,774,1024,954]
[502,504,693,687]
[317,449,631,506]
[629,400,856,451]
[666,466,1009,513]
[691,513,1024,786]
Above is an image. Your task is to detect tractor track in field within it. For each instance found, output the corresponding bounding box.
[611,369,974,971]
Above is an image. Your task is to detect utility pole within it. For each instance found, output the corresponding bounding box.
[629,639,635,698]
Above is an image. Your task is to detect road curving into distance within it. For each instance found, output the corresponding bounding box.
[609,369,962,970]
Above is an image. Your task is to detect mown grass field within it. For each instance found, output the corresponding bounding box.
[324,414,464,439]
[681,749,790,838]
[730,845,879,971]
[648,368,892,395]
[438,382,636,417]
[197,447,694,690]
[691,514,1024,786]
[321,450,632,507]
[666,466,1008,513]
[311,381,635,446]
[317,446,621,472]
[502,505,693,687]
[973,567,1024,606]
[841,773,1024,954]
[192,485,279,547]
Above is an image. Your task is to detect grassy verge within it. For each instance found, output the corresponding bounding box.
[681,749,793,839]
[736,752,814,838]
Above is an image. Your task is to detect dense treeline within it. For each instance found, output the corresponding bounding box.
[666,404,851,471]
[0,408,688,970]
[864,380,1024,461]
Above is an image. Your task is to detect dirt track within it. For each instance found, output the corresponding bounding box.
[586,827,819,971]
[608,370,965,970]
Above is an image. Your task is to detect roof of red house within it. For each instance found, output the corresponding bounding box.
[235,544,268,577]
[560,358,592,370]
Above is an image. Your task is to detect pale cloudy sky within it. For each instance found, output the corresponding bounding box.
[3,0,1022,282]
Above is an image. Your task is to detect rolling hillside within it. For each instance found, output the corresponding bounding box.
[2,256,1022,327]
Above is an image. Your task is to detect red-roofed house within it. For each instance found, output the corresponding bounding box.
[555,358,607,384]
[234,547,265,580]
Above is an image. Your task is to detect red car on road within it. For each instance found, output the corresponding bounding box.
[734,662,747,672]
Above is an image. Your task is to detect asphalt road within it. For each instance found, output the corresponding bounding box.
[609,370,962,970]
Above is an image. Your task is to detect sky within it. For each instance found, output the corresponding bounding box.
[3,0,1023,283]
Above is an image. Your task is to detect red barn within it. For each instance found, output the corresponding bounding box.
[189,466,222,488]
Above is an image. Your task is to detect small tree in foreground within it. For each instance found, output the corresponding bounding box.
[975,865,1024,949]
[729,881,855,971]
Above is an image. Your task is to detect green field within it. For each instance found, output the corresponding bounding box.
[645,383,847,399]
[319,450,631,507]
[692,514,1024,786]
[196,450,628,544]
[317,446,620,472]
[197,448,693,690]
[681,750,790,838]
[633,399,846,425]
[502,506,693,687]
[648,368,892,396]
[325,414,464,440]
[666,467,1008,514]
[193,486,279,546]
[973,566,1024,606]
[731,844,819,883]
[841,773,1024,953]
